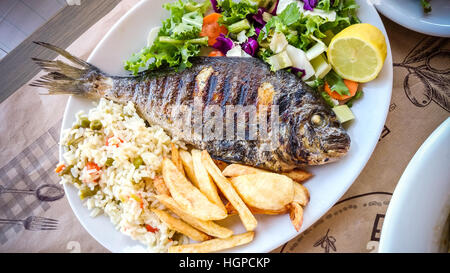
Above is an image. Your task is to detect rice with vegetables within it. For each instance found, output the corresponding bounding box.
[57,98,188,252]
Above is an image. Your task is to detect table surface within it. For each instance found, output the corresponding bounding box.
[0,0,449,253]
[0,0,121,104]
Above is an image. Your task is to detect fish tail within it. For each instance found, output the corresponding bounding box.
[30,41,106,97]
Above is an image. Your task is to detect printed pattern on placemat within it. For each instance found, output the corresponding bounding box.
[0,121,62,244]
[278,192,393,253]
[394,37,450,112]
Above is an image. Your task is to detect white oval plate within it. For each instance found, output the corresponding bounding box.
[379,118,450,253]
[374,0,450,37]
[60,0,393,253]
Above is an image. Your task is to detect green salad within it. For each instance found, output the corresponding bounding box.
[124,0,211,74]
[124,0,376,124]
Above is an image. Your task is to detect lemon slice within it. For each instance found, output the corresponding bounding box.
[327,23,387,83]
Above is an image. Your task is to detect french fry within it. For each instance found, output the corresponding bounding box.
[179,150,200,188]
[153,175,171,196]
[152,208,210,242]
[162,158,227,221]
[168,232,254,253]
[191,149,226,211]
[156,194,233,239]
[213,159,228,171]
[230,173,294,211]
[225,202,288,215]
[289,202,304,232]
[171,144,185,176]
[293,182,310,206]
[282,169,312,183]
[201,150,257,231]
[222,164,267,177]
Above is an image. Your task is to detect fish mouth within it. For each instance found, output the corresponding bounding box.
[304,132,350,165]
[307,134,350,165]
[321,133,351,161]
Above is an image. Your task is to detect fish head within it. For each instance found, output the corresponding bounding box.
[292,104,351,165]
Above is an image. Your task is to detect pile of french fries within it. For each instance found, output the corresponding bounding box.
[153,144,311,253]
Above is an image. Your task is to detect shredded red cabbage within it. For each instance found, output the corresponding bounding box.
[252,7,267,26]
[242,38,259,56]
[255,26,262,37]
[302,0,318,11]
[291,67,306,78]
[212,33,234,54]
[210,0,221,12]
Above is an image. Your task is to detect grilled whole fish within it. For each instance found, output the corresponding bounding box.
[31,42,350,172]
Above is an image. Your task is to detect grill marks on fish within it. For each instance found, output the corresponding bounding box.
[206,73,220,105]
[132,58,311,170]
[31,43,350,171]
[220,76,232,110]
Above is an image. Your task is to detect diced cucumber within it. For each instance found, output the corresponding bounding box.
[226,45,252,57]
[306,39,327,61]
[310,54,332,79]
[228,19,251,34]
[267,50,292,71]
[333,105,355,123]
[237,30,247,44]
[285,45,315,80]
[270,32,289,54]
[226,46,243,57]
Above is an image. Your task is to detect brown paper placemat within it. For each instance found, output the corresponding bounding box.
[0,1,448,253]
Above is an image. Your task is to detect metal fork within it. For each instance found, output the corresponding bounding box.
[0,216,58,231]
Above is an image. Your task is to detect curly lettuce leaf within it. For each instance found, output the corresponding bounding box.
[258,3,299,42]
[217,0,259,25]
[124,0,210,75]
[259,0,359,52]
[278,1,301,25]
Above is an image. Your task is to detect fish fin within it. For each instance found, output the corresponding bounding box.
[33,41,94,69]
[32,58,86,80]
[30,71,88,95]
[30,42,104,96]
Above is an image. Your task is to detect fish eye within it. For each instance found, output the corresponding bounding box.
[310,113,326,127]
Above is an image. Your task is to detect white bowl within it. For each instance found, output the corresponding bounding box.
[379,118,450,253]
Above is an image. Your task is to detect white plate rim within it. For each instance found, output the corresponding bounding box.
[59,0,394,253]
